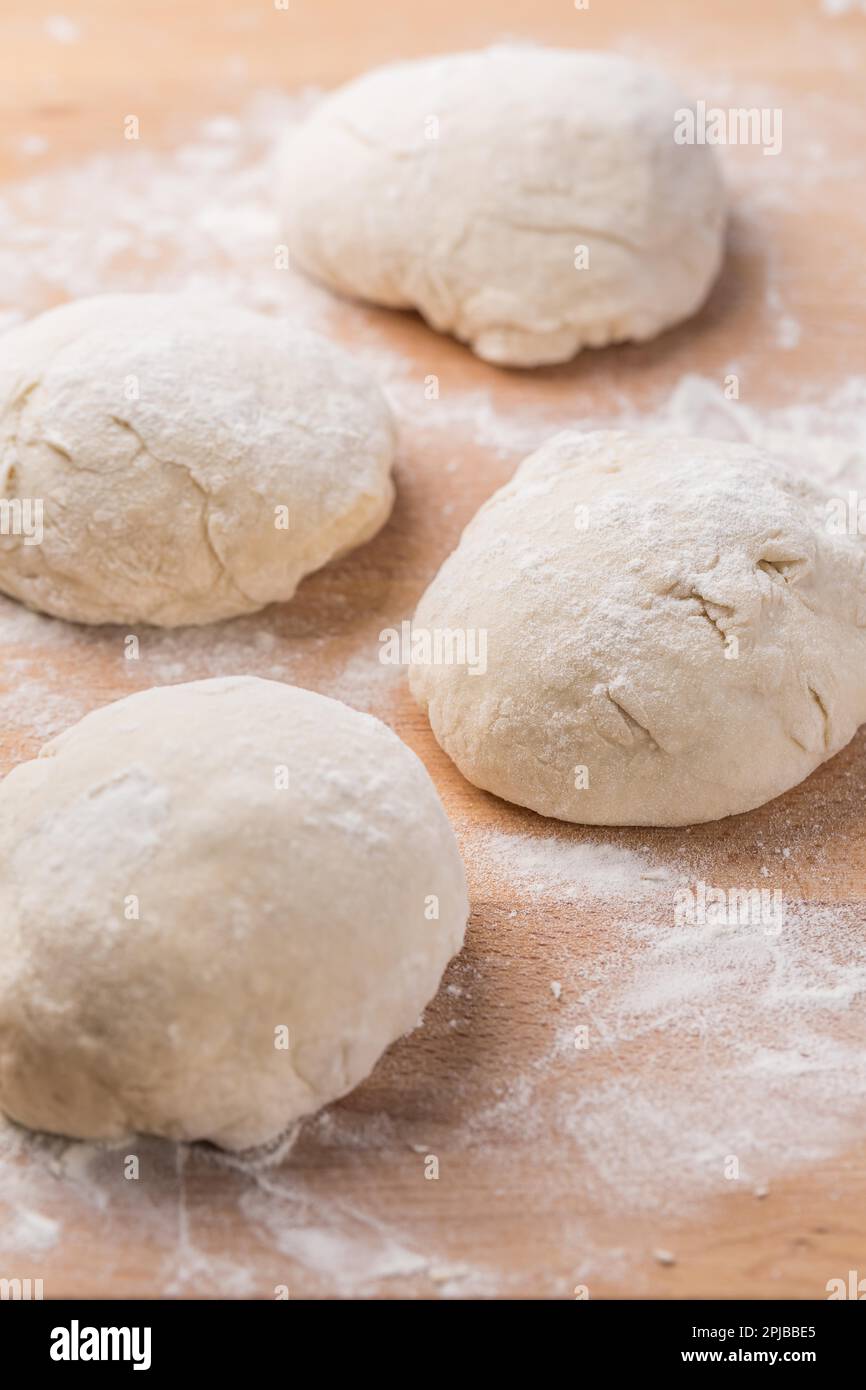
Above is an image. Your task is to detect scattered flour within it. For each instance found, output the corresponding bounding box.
[821,0,866,14]
[0,1206,60,1254]
[42,15,81,44]
[470,829,674,902]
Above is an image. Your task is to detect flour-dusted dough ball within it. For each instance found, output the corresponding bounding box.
[410,432,866,827]
[0,295,396,626]
[0,677,468,1149]
[283,46,726,367]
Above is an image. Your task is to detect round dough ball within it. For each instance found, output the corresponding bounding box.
[283,46,725,367]
[0,295,396,626]
[410,431,866,826]
[0,677,468,1149]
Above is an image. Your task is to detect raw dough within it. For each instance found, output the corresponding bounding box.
[409,431,866,826]
[0,295,396,626]
[0,677,468,1149]
[283,46,726,366]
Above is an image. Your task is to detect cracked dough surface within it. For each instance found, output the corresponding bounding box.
[0,676,469,1149]
[0,294,396,626]
[410,431,866,826]
[283,45,726,366]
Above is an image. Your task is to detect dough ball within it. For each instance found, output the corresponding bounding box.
[409,431,866,826]
[283,46,726,366]
[0,295,396,626]
[0,677,468,1149]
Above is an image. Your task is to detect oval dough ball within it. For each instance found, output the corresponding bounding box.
[0,677,468,1149]
[0,295,396,626]
[283,46,726,367]
[410,431,866,827]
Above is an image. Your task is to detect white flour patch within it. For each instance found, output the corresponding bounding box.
[821,0,866,14]
[470,828,674,902]
[0,92,328,334]
[407,371,866,490]
[321,644,406,715]
[555,901,866,1209]
[638,374,866,488]
[385,379,553,459]
[443,871,866,1228]
[239,1179,429,1293]
[0,1205,60,1254]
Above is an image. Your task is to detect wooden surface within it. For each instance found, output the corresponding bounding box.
[1,0,866,1300]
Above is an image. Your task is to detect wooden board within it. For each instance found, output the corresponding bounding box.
[1,0,866,1300]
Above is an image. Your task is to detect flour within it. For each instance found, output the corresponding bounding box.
[821,0,866,14]
[0,93,314,330]
[446,888,866,1234]
[567,964,866,1205]
[238,1178,430,1293]
[396,373,866,485]
[1,74,865,1298]
[469,828,674,902]
[0,1205,60,1254]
